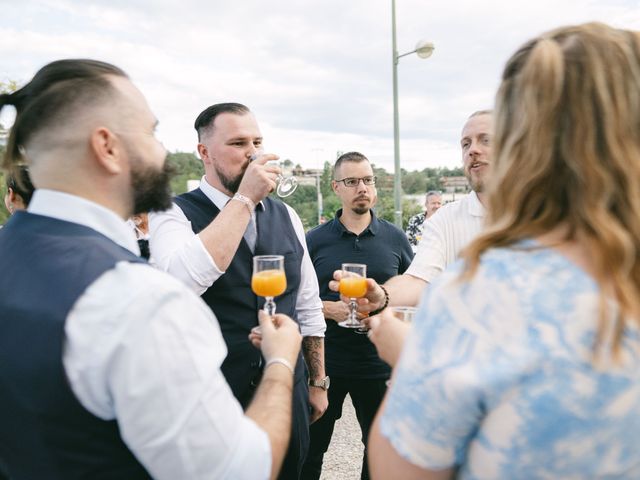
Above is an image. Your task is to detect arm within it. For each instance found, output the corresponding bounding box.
[289,210,328,422]
[368,397,454,480]
[149,156,279,294]
[198,156,279,270]
[302,336,328,423]
[384,274,428,308]
[65,267,286,479]
[246,311,302,480]
[364,308,411,367]
[328,273,427,314]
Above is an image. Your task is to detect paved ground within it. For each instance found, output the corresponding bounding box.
[320,395,365,480]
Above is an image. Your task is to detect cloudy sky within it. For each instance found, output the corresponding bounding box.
[2,0,639,171]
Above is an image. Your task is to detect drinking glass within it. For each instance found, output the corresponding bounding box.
[250,152,298,197]
[338,263,367,329]
[252,255,287,319]
[391,306,417,323]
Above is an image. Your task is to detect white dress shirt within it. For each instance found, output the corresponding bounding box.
[149,177,325,338]
[406,191,485,284]
[28,190,271,480]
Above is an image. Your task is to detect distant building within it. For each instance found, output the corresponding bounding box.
[440,176,470,193]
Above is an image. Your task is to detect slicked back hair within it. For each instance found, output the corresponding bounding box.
[1,59,127,180]
[194,103,250,142]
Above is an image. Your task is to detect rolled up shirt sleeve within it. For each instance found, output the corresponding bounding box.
[285,204,325,338]
[149,204,225,296]
[64,264,271,480]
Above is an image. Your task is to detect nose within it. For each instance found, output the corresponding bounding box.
[247,145,262,160]
[356,179,368,192]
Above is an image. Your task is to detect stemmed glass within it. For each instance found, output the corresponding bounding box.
[338,263,368,329]
[251,255,287,338]
[250,152,298,197]
[391,306,417,323]
[252,255,287,317]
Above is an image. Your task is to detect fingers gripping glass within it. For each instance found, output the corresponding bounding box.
[250,152,298,197]
[338,263,367,329]
[334,176,377,187]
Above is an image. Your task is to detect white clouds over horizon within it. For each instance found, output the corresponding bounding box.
[2,0,640,171]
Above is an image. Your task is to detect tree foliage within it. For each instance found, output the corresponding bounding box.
[0,138,464,229]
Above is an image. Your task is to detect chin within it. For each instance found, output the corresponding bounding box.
[352,207,370,215]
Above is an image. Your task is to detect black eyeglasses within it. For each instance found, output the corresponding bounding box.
[334,176,377,187]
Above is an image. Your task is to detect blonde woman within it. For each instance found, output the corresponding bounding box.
[369,23,640,479]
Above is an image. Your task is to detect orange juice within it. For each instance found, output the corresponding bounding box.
[339,276,367,298]
[252,269,287,297]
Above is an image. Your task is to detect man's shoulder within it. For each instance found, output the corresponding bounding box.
[408,212,425,224]
[430,194,474,220]
[306,219,336,241]
[376,217,407,236]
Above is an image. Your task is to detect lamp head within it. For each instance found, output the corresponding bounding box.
[415,40,435,59]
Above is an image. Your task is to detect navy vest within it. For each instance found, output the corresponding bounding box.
[174,189,306,405]
[0,212,151,480]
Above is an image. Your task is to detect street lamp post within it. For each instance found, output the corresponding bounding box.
[391,0,434,228]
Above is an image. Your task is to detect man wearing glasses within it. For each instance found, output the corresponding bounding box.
[302,152,413,480]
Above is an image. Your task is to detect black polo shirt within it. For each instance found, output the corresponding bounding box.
[306,209,414,379]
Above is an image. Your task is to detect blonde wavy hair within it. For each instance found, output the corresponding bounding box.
[463,23,640,355]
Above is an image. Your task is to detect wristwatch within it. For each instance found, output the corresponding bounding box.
[309,376,330,391]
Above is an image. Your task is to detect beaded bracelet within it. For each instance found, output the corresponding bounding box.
[368,285,389,316]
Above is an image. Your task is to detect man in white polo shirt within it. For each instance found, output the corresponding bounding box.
[343,110,492,313]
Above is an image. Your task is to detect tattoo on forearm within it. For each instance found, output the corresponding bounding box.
[302,336,324,378]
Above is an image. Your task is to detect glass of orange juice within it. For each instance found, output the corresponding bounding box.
[252,255,287,321]
[338,263,367,329]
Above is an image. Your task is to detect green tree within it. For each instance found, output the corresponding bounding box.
[0,80,20,225]
[166,151,204,195]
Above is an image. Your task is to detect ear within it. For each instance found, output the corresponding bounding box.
[197,143,211,164]
[331,180,339,194]
[90,127,123,175]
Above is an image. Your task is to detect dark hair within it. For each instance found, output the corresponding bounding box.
[194,103,250,141]
[333,151,369,178]
[5,165,35,206]
[1,59,127,181]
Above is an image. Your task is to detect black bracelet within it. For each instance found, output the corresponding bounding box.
[368,285,389,316]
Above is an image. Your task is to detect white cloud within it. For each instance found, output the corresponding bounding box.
[2,0,640,172]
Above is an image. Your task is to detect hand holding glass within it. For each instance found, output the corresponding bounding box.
[338,263,367,329]
[250,151,298,197]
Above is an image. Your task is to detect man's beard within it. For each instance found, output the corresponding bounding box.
[351,205,370,215]
[131,159,175,214]
[215,162,245,194]
[464,170,484,193]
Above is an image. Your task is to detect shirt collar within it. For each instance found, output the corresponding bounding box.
[199,176,265,211]
[468,191,486,217]
[333,208,378,236]
[28,189,140,255]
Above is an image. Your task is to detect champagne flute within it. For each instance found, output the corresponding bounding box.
[250,151,298,197]
[338,263,367,329]
[252,255,287,335]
